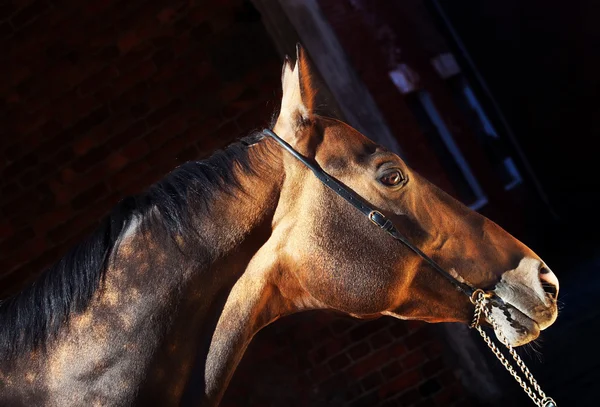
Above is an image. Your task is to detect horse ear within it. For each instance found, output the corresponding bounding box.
[274,44,316,139]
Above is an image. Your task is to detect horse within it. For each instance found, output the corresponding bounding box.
[0,46,559,406]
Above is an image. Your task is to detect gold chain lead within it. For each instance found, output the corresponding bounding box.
[470,291,557,407]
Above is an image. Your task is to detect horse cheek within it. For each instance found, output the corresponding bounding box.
[300,259,397,314]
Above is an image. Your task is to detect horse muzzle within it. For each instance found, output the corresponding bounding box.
[489,257,559,346]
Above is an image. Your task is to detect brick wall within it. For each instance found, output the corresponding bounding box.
[0,1,475,405]
[223,312,471,407]
[0,0,281,294]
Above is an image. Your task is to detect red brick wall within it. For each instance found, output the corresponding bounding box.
[223,312,471,407]
[0,0,280,293]
[0,1,475,406]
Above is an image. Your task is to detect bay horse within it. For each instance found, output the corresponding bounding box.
[0,47,559,406]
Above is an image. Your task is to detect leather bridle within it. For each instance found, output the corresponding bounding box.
[262,127,557,407]
[262,128,477,298]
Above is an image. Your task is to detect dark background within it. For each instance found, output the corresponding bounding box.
[1,0,598,406]
[432,0,600,233]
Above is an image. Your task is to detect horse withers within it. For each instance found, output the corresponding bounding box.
[0,46,559,406]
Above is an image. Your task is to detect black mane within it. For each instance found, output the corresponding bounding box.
[0,132,268,359]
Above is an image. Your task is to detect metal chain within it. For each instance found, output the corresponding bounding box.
[470,290,557,407]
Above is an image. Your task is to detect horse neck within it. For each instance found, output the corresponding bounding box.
[0,138,287,407]
[136,138,288,404]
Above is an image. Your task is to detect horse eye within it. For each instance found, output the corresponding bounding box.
[379,170,404,187]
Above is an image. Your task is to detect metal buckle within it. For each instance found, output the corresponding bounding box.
[368,210,384,226]
[369,210,393,232]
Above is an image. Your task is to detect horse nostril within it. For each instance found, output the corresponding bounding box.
[541,281,558,298]
[539,266,559,299]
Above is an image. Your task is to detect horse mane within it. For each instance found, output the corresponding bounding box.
[0,131,270,359]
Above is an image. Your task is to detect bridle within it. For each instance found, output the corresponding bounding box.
[262,128,557,407]
[262,128,474,296]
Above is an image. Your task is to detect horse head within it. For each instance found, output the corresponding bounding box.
[264,46,559,347]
